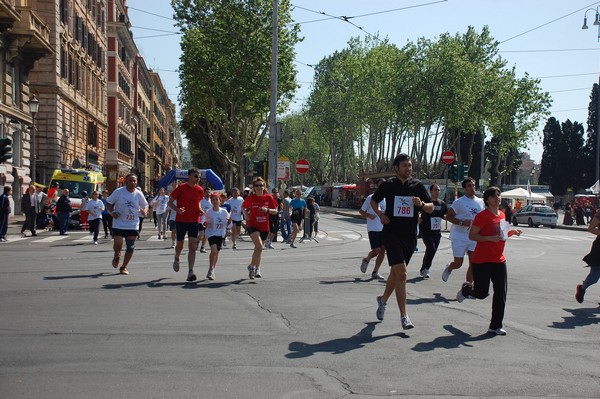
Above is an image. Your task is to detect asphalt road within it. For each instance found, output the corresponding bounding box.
[1,214,599,398]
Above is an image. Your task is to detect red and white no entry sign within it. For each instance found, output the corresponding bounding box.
[295,159,310,174]
[441,150,455,165]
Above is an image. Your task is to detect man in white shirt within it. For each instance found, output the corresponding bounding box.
[106,174,148,275]
[441,177,485,300]
[225,187,244,249]
[358,178,386,280]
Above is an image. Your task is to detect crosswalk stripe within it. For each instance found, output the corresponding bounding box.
[35,235,69,243]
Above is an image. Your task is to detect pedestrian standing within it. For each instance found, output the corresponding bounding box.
[242,177,278,279]
[441,177,485,301]
[84,190,104,244]
[463,186,522,335]
[265,188,281,249]
[204,194,230,280]
[34,186,47,221]
[313,199,321,235]
[358,178,387,281]
[21,186,37,237]
[372,154,433,330]
[0,186,12,242]
[289,189,306,248]
[575,209,600,304]
[100,189,113,238]
[168,168,205,282]
[225,187,244,249]
[106,174,148,275]
[419,183,448,279]
[55,189,72,235]
[151,188,169,240]
[280,190,292,243]
[80,191,89,231]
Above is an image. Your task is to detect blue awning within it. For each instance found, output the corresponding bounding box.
[157,169,224,191]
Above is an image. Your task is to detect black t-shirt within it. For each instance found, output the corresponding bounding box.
[420,199,447,233]
[371,177,431,235]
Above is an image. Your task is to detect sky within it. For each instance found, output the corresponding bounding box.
[126,0,600,163]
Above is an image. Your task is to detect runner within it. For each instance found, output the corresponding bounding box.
[280,190,292,243]
[204,194,230,280]
[84,190,105,245]
[419,183,448,279]
[575,208,600,304]
[372,154,433,330]
[289,189,306,248]
[168,168,205,282]
[441,177,485,301]
[106,174,149,275]
[358,178,386,281]
[151,187,169,240]
[198,187,212,253]
[265,187,281,249]
[242,177,278,279]
[462,186,522,335]
[167,198,177,248]
[225,187,244,249]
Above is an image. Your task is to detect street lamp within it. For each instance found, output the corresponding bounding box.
[581,8,600,185]
[28,95,39,183]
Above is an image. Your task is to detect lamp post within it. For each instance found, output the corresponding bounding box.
[28,95,39,184]
[582,7,600,184]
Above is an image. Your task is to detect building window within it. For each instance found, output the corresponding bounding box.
[87,122,98,147]
[119,133,132,156]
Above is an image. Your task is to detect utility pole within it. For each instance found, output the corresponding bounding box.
[268,0,278,190]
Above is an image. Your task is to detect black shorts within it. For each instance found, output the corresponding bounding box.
[368,231,384,250]
[168,220,176,231]
[269,215,280,234]
[291,209,303,225]
[112,228,139,238]
[232,220,242,227]
[248,226,268,241]
[197,223,206,232]
[208,236,224,251]
[176,222,199,242]
[382,232,417,266]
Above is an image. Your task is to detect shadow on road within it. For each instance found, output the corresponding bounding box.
[285,321,405,358]
[408,292,452,305]
[548,306,600,329]
[411,325,494,352]
[44,272,114,280]
[319,277,385,285]
[101,278,245,289]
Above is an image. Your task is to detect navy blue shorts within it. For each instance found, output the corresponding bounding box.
[112,228,139,238]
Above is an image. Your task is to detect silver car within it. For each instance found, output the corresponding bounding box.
[512,205,557,228]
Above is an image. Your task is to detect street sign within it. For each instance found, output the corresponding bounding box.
[442,150,455,165]
[295,159,310,174]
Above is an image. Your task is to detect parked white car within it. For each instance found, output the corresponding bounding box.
[511,205,557,228]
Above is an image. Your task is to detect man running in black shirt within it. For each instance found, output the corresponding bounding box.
[371,153,433,330]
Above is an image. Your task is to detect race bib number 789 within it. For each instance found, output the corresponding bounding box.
[393,196,414,218]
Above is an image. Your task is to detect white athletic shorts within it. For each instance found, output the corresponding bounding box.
[451,238,476,258]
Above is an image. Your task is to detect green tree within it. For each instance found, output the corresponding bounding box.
[583,83,599,187]
[539,117,561,188]
[172,0,300,188]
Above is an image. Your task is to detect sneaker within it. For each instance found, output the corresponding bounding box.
[158,234,162,240]
[119,267,129,275]
[199,247,207,253]
[360,258,369,273]
[376,295,386,321]
[232,243,237,249]
[264,239,271,248]
[420,268,430,279]
[371,272,386,281]
[442,263,452,282]
[401,315,414,330]
[576,284,585,303]
[247,264,255,279]
[173,259,180,272]
[267,243,275,249]
[290,243,297,248]
[222,241,227,248]
[456,287,466,303]
[207,268,215,280]
[112,256,120,269]
[254,268,262,278]
[488,327,507,336]
[186,271,197,282]
[171,242,175,248]
[94,241,98,245]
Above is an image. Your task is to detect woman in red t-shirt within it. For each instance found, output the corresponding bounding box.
[465,186,522,336]
[242,177,278,280]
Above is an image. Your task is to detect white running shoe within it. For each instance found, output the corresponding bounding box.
[442,263,452,282]
[420,268,430,279]
[247,264,255,279]
[401,315,414,330]
[488,327,507,336]
[376,296,386,321]
[207,268,215,280]
[254,267,261,278]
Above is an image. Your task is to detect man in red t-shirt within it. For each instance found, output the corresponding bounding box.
[168,168,205,282]
[242,177,278,279]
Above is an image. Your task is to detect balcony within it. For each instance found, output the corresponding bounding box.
[0,1,21,31]
[12,6,53,56]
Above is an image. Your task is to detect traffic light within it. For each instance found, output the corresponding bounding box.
[0,137,12,163]
[449,164,458,182]
[460,163,468,181]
